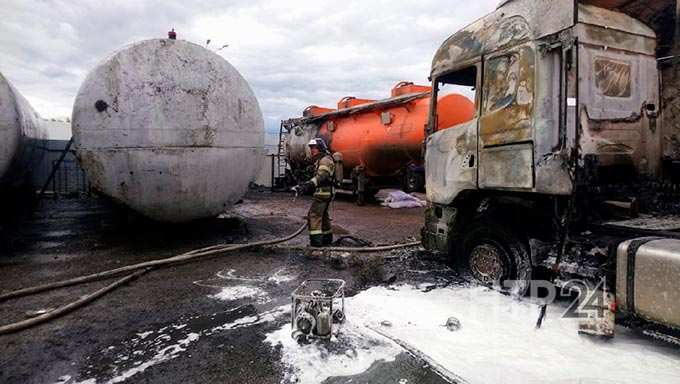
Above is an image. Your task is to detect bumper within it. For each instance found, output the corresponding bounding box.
[421,203,458,256]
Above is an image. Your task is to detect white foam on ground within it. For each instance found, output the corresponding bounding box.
[208,306,290,335]
[264,284,680,384]
[196,268,293,302]
[105,332,200,384]
[268,268,296,284]
[210,285,270,303]
[216,268,263,282]
[265,322,400,384]
[135,331,152,340]
[346,285,680,384]
[70,306,289,384]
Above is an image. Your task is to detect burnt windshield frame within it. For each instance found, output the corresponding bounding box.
[427,65,480,137]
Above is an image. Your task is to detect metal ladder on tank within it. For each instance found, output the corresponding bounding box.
[272,121,290,191]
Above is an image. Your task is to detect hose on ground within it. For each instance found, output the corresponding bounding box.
[0,268,151,335]
[0,222,307,303]
[313,241,421,252]
[272,241,421,253]
[0,220,421,335]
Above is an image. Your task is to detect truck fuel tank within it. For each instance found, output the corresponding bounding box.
[616,238,680,329]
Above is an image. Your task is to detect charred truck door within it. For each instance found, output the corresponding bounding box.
[478,44,536,190]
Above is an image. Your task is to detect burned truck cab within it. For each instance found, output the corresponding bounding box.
[422,0,680,318]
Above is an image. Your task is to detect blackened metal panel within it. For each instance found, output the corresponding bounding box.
[477,44,537,191]
[578,3,656,38]
[425,119,478,205]
[479,142,534,189]
[534,41,574,195]
[479,45,536,147]
[577,24,656,56]
[580,0,671,28]
[578,43,661,174]
[579,48,655,120]
[661,66,680,160]
[431,0,575,78]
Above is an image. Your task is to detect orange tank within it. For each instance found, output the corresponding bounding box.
[303,105,336,117]
[337,96,376,109]
[312,82,474,177]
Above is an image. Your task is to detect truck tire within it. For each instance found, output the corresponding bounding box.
[457,220,532,296]
[404,167,424,193]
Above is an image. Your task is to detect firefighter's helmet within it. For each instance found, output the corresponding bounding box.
[308,138,328,152]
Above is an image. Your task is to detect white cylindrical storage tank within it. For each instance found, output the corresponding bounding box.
[0,72,46,186]
[72,39,264,222]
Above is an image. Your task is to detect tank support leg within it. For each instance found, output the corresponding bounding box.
[353,166,367,206]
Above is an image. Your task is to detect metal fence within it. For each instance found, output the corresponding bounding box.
[51,159,89,196]
[32,140,90,197]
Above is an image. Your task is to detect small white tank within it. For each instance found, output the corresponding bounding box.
[0,72,46,186]
[72,39,264,222]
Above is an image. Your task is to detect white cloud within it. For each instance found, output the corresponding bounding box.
[0,0,497,132]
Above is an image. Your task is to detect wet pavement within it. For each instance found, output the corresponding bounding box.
[0,191,457,384]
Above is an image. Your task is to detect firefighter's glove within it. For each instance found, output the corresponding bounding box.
[292,182,314,196]
[291,185,302,196]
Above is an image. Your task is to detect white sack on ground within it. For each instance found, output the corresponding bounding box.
[376,189,426,209]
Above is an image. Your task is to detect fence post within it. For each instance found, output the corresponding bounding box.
[270,154,275,191]
[38,137,73,202]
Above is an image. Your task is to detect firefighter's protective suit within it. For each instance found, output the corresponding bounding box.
[306,153,335,246]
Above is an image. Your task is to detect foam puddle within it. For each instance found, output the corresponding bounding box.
[267,268,296,284]
[264,284,680,384]
[265,322,401,384]
[343,285,680,384]
[195,268,298,287]
[211,285,271,303]
[194,268,297,304]
[61,283,680,383]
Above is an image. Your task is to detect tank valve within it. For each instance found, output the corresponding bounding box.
[168,28,177,40]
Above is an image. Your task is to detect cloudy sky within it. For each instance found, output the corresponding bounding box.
[1,0,498,135]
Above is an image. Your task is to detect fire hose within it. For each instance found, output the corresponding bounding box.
[0,222,421,335]
[0,269,151,335]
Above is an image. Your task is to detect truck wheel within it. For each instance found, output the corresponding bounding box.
[457,221,532,295]
[404,167,423,193]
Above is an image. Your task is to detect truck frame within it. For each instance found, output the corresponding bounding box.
[422,0,680,331]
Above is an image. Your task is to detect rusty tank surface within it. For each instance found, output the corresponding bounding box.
[0,71,47,189]
[72,39,264,223]
[282,82,474,198]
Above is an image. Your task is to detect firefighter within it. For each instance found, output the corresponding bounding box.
[292,138,335,247]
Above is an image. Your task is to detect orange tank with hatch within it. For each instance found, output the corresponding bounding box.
[303,105,336,117]
[312,82,474,178]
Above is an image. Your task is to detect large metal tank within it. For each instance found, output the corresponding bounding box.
[285,82,475,178]
[72,39,264,222]
[0,72,46,187]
